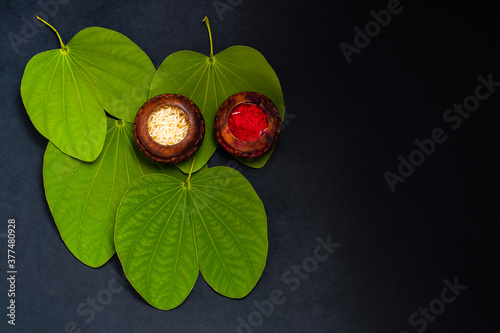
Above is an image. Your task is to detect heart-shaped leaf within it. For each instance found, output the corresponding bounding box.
[149,17,284,172]
[115,166,268,310]
[21,18,155,161]
[43,118,182,268]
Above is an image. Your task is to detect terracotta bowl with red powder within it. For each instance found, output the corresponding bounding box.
[214,91,282,158]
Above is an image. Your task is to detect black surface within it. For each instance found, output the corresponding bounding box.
[1,0,499,332]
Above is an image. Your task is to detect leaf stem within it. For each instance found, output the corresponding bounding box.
[185,157,196,184]
[202,16,214,59]
[36,16,67,52]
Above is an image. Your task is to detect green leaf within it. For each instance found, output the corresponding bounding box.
[21,48,106,162]
[43,118,182,268]
[66,27,155,121]
[21,19,155,161]
[115,166,268,310]
[190,167,268,297]
[149,18,284,172]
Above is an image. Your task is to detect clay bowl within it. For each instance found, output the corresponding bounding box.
[214,91,282,158]
[134,94,205,164]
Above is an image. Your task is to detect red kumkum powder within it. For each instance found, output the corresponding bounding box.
[228,103,268,141]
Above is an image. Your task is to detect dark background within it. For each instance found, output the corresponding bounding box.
[1,0,499,332]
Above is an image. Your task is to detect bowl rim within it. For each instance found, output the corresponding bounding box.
[134,93,205,164]
[214,91,282,158]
